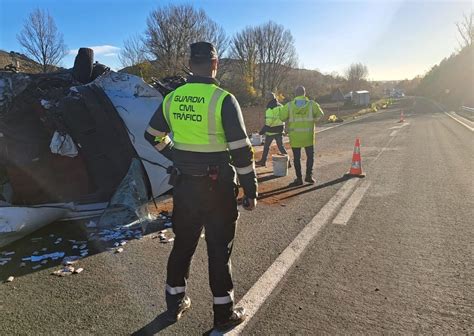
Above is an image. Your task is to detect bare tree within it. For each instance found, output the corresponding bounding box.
[229,26,259,88]
[204,21,229,60]
[119,34,147,68]
[345,63,369,91]
[203,20,230,80]
[456,11,473,49]
[254,21,297,96]
[16,8,67,72]
[230,22,297,97]
[144,4,228,77]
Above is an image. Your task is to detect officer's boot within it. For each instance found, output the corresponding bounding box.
[166,293,191,322]
[305,174,315,184]
[214,307,247,332]
[255,159,266,167]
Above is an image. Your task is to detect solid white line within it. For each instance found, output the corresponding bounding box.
[333,181,372,225]
[389,122,410,130]
[389,130,398,137]
[226,178,360,335]
[444,112,474,132]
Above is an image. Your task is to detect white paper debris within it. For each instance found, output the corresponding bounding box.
[30,252,66,262]
[86,221,97,228]
[40,99,53,109]
[52,265,75,276]
[6,276,14,282]
[50,131,78,157]
[62,256,81,265]
[115,248,124,254]
[74,267,84,274]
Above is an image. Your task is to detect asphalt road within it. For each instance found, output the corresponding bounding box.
[1,98,472,335]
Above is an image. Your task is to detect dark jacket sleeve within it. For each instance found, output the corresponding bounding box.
[144,102,173,160]
[221,94,258,198]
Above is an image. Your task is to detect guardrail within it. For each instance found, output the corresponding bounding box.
[461,106,474,112]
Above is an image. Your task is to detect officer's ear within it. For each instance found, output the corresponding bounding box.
[211,58,218,72]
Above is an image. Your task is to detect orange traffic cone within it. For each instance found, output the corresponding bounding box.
[345,138,366,178]
[398,111,405,123]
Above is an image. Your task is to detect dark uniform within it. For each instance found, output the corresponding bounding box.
[257,96,287,166]
[145,42,257,327]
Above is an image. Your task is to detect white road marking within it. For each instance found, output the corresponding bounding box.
[223,106,409,334]
[389,122,410,130]
[226,178,360,335]
[444,112,474,132]
[333,181,372,225]
[390,130,398,137]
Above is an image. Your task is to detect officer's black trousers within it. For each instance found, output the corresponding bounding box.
[166,167,238,323]
[292,145,314,179]
[260,134,287,163]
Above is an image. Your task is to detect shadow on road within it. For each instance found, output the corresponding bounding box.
[256,175,351,202]
[279,176,351,200]
[132,311,174,335]
[257,183,309,200]
[257,174,281,183]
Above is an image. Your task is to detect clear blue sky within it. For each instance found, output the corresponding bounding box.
[0,0,471,80]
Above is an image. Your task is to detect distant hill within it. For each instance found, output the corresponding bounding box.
[0,50,43,73]
[414,45,473,108]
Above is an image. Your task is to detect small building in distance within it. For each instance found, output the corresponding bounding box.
[331,88,345,102]
[352,90,370,106]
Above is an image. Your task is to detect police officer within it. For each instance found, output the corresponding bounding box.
[276,86,324,185]
[256,92,287,167]
[144,41,257,332]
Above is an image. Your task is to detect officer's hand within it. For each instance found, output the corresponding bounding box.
[243,196,257,211]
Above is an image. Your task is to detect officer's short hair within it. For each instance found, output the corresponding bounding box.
[189,41,218,73]
[190,42,217,62]
[295,85,306,96]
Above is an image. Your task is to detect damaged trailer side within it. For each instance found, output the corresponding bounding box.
[0,69,172,247]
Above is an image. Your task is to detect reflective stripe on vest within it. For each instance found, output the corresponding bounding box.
[265,108,284,127]
[288,101,314,122]
[163,83,229,153]
[289,127,314,132]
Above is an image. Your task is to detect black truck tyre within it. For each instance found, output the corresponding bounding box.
[72,48,94,84]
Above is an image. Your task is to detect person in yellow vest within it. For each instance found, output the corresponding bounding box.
[277,86,324,185]
[144,42,256,332]
[256,92,287,166]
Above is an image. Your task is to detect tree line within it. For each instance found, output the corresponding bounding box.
[14,5,374,105]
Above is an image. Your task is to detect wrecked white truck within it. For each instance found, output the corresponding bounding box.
[0,48,180,247]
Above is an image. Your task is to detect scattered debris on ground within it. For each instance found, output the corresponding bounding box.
[1,207,175,283]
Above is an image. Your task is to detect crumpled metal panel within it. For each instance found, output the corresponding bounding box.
[98,158,150,228]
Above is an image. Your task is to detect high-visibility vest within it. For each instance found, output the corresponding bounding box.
[287,96,316,148]
[162,83,229,152]
[264,107,284,135]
